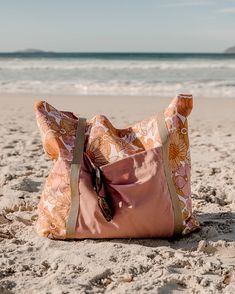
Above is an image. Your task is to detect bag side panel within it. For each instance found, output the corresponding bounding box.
[164,94,200,235]
[36,159,71,239]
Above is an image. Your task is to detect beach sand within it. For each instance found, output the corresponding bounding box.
[0,94,234,293]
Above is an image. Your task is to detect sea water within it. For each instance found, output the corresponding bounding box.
[0,52,235,98]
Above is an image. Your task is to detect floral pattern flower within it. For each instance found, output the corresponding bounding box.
[168,131,188,171]
[86,137,110,166]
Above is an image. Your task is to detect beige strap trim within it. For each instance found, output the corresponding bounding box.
[66,117,87,239]
[157,111,183,236]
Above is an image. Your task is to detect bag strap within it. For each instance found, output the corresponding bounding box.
[66,117,87,239]
[157,111,183,236]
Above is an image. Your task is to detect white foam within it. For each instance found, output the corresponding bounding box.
[0,57,235,97]
[1,58,235,70]
[0,79,234,98]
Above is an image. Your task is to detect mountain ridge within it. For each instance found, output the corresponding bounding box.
[224,46,235,53]
[14,48,54,53]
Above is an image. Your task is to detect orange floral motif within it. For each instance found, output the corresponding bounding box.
[86,137,110,166]
[168,131,188,171]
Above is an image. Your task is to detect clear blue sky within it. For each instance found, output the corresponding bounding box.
[0,0,235,52]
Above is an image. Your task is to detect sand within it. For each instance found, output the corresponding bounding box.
[0,93,234,294]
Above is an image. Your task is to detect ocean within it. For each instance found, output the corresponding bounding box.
[0,52,235,98]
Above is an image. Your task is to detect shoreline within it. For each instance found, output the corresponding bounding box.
[0,93,235,123]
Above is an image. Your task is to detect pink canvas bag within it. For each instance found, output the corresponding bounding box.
[34,94,200,240]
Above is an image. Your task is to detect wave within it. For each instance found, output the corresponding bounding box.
[0,80,234,98]
[1,59,235,70]
[0,57,234,97]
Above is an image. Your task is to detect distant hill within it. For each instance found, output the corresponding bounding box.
[14,48,54,53]
[224,46,235,53]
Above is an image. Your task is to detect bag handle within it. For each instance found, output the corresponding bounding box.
[157,111,183,236]
[66,117,87,239]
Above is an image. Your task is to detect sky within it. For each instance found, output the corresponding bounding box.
[0,0,235,53]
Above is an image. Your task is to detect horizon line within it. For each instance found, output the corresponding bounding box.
[0,50,232,54]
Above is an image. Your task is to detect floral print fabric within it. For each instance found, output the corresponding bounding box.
[35,94,200,238]
[164,95,200,235]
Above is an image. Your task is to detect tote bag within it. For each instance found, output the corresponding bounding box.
[34,94,200,240]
